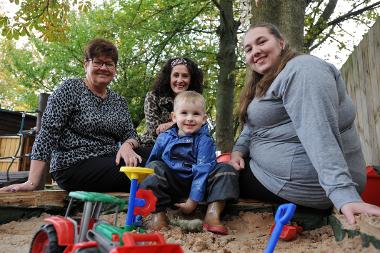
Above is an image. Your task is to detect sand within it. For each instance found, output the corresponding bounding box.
[0,211,378,253]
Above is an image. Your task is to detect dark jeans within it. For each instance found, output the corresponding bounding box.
[140,161,239,212]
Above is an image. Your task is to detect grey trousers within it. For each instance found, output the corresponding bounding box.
[140,161,239,212]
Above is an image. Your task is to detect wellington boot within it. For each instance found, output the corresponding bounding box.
[148,212,168,231]
[203,201,228,235]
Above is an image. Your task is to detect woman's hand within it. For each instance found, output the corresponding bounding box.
[116,140,142,167]
[340,201,380,225]
[228,151,245,170]
[0,160,47,193]
[0,181,37,193]
[156,122,175,135]
[175,198,198,214]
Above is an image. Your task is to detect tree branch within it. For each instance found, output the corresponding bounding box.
[309,25,335,52]
[327,1,380,27]
[304,0,337,49]
[305,0,316,6]
[305,0,380,51]
[211,0,221,11]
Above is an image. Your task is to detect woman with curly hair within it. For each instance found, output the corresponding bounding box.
[140,57,204,148]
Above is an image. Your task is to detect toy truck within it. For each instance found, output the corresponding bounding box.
[29,167,183,253]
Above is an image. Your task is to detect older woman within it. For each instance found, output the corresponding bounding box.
[140,57,203,148]
[228,23,380,225]
[0,38,141,192]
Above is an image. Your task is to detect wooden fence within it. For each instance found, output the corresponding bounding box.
[340,18,380,165]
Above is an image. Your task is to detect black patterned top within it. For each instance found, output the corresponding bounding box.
[140,91,173,146]
[31,78,138,172]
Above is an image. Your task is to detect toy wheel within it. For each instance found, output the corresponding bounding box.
[29,224,65,253]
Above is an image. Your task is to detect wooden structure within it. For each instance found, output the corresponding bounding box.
[340,18,380,165]
[0,135,34,172]
[0,109,36,173]
[0,109,37,134]
[0,190,68,208]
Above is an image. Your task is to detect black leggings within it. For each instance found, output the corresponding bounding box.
[238,160,331,216]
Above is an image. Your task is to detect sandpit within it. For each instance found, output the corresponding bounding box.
[0,211,378,253]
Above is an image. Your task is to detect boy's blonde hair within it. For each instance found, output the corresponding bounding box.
[173,91,206,112]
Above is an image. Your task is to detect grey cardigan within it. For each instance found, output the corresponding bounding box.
[233,55,366,210]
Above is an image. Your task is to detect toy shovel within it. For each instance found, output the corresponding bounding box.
[264,203,296,253]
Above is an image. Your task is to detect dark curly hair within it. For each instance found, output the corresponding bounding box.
[84,38,118,64]
[152,57,203,97]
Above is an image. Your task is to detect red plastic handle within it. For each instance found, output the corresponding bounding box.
[134,189,157,217]
[122,232,166,246]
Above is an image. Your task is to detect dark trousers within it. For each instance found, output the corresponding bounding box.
[51,147,151,193]
[51,155,132,192]
[140,161,239,212]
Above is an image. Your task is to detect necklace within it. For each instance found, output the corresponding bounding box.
[84,78,107,99]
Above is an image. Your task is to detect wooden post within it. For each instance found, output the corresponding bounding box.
[36,93,49,133]
[35,93,51,185]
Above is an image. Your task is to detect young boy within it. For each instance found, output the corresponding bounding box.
[140,91,238,235]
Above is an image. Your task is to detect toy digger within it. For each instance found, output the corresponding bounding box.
[29,167,183,253]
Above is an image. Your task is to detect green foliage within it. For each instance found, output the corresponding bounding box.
[1,0,378,139]
[3,0,92,42]
[0,0,221,130]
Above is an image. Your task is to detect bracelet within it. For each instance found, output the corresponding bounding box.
[26,180,34,186]
[125,141,135,149]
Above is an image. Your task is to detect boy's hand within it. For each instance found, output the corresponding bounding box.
[175,198,198,214]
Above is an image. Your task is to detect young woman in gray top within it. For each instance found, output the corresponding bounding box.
[228,23,380,224]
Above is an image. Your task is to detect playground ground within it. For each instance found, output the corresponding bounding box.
[0,210,378,253]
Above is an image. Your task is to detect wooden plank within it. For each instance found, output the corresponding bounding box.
[371,20,380,165]
[0,159,19,173]
[367,22,380,164]
[360,34,376,163]
[340,18,380,165]
[0,136,20,157]
[0,190,68,208]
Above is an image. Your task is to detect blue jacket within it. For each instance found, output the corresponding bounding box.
[146,124,216,202]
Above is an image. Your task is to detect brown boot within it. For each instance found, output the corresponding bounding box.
[149,212,168,231]
[203,201,228,235]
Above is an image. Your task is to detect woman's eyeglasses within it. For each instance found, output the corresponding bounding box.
[88,59,116,70]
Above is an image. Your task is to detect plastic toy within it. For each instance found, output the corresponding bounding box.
[30,166,183,253]
[361,165,380,206]
[269,224,303,241]
[216,152,231,163]
[264,203,296,253]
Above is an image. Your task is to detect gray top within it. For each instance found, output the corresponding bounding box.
[233,55,366,210]
[31,78,138,172]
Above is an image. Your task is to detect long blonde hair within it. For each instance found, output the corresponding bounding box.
[239,23,299,125]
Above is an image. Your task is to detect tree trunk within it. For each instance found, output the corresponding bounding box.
[215,0,240,152]
[251,0,306,51]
